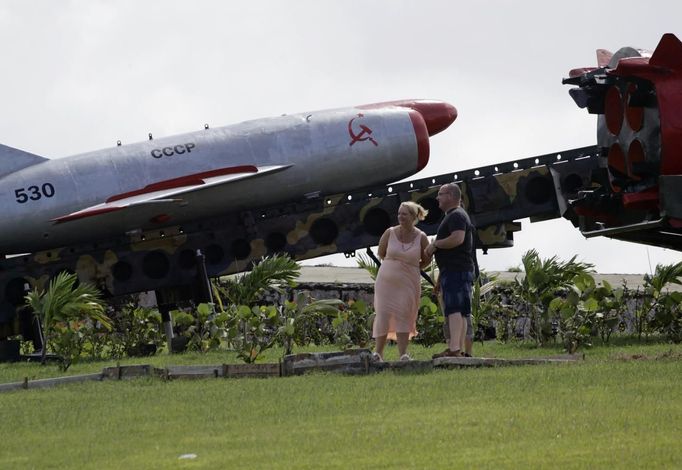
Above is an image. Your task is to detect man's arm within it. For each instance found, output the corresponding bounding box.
[433,230,465,249]
[426,229,464,256]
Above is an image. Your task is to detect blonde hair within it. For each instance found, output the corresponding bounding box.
[400,201,428,224]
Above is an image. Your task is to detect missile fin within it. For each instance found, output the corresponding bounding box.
[52,164,291,224]
[650,33,682,71]
[0,143,49,178]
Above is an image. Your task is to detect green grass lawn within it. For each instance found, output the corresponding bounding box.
[1,339,681,469]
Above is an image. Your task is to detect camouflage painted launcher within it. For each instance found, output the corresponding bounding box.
[0,145,599,326]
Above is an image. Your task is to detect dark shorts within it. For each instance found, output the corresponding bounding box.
[441,271,474,317]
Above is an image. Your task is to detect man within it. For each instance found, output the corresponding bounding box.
[425,183,476,358]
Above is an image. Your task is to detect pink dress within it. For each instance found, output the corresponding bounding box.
[373,227,423,340]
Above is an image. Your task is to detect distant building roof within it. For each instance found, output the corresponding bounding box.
[296,266,681,292]
[297,266,374,285]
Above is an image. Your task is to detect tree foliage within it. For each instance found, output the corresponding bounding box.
[25,272,109,369]
[216,254,300,306]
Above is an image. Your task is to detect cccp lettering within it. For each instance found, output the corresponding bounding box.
[150,142,196,159]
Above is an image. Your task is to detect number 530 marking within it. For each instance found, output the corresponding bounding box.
[15,183,56,203]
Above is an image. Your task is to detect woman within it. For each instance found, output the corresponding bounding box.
[372,201,431,361]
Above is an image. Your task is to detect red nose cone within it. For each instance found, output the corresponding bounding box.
[387,100,457,170]
[392,100,458,136]
[358,99,458,136]
[357,99,457,172]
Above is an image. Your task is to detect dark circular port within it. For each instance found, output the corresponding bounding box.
[363,208,391,236]
[562,173,583,194]
[4,277,29,307]
[142,251,170,279]
[310,218,339,245]
[204,244,225,265]
[524,176,554,205]
[112,261,133,282]
[232,239,252,260]
[178,249,197,270]
[266,232,287,252]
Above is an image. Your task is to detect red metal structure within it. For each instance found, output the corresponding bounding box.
[563,33,682,249]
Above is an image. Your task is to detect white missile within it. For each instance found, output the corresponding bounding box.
[0,99,456,255]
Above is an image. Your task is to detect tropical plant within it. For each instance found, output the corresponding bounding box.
[170,303,229,353]
[637,261,682,342]
[414,295,442,347]
[356,253,379,280]
[24,272,109,370]
[279,293,344,354]
[515,249,593,346]
[493,296,521,342]
[110,304,164,358]
[471,274,499,344]
[83,315,117,360]
[549,273,635,353]
[592,280,626,344]
[47,320,91,368]
[549,272,599,353]
[224,304,282,363]
[650,291,682,343]
[215,254,300,307]
[331,300,372,349]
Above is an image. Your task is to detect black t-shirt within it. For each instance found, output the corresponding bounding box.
[434,206,474,272]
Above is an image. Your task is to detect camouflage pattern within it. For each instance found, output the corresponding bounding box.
[0,145,599,332]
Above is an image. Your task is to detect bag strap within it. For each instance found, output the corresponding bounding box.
[469,223,480,281]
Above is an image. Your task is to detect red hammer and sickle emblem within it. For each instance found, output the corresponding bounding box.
[348,113,378,147]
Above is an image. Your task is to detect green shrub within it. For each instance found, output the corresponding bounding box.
[281,293,344,353]
[225,304,281,363]
[651,291,682,343]
[172,303,229,353]
[414,295,442,347]
[110,305,164,358]
[331,300,372,349]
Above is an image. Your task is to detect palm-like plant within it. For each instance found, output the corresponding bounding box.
[25,271,109,364]
[470,273,499,342]
[517,249,594,345]
[215,254,301,307]
[280,292,344,354]
[356,253,379,280]
[645,262,682,294]
[636,261,682,340]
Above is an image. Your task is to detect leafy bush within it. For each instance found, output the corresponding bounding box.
[633,262,682,341]
[280,293,344,353]
[110,304,164,358]
[225,304,281,363]
[591,280,625,344]
[414,296,442,347]
[471,276,499,343]
[331,300,372,349]
[549,273,598,353]
[172,303,229,353]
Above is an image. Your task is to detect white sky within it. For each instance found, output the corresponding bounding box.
[1,0,681,274]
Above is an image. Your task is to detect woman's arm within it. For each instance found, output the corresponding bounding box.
[377,227,391,259]
[419,232,432,269]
